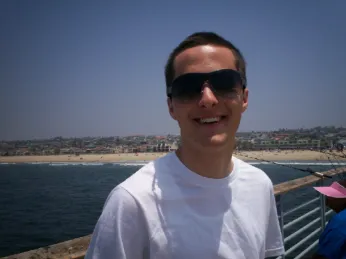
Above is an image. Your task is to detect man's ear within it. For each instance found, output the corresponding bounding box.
[242,88,249,113]
[167,97,177,120]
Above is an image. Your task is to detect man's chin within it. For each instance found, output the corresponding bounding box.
[199,133,232,148]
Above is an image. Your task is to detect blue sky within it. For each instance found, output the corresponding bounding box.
[1,0,345,140]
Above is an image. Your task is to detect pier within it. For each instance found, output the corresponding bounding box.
[2,166,346,259]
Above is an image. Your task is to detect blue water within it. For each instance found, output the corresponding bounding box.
[0,161,344,257]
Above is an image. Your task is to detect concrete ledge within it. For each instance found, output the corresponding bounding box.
[2,235,91,259]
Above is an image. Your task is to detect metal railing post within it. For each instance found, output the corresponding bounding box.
[276,194,285,259]
[319,179,326,230]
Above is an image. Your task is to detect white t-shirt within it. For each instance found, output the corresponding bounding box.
[86,152,285,259]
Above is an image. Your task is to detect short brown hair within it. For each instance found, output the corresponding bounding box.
[164,32,247,89]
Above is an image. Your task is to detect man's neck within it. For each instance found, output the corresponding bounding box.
[176,142,234,179]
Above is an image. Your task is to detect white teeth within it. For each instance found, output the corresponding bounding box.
[199,117,220,123]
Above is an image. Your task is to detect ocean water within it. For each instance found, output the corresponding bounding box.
[0,160,345,257]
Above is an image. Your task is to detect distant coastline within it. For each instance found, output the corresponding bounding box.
[0,150,344,164]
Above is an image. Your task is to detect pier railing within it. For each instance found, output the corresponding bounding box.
[274,166,346,259]
[2,166,346,259]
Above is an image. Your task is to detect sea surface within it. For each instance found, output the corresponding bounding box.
[0,160,345,257]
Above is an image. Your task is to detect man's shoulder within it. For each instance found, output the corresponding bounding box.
[234,156,273,187]
[335,208,346,221]
[329,209,346,232]
[317,210,346,258]
[117,152,176,197]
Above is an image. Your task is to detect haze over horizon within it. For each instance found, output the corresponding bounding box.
[2,125,346,142]
[1,1,345,141]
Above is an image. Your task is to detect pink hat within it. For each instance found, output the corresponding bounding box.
[314,182,346,198]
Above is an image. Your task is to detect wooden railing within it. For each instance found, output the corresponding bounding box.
[2,166,346,259]
[274,166,346,195]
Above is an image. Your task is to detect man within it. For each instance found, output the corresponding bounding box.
[85,32,285,258]
[312,180,346,259]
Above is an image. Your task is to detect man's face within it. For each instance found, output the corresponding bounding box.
[167,45,249,151]
[326,196,346,213]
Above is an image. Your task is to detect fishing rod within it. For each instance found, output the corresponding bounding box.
[325,153,341,179]
[237,152,333,179]
[313,149,346,180]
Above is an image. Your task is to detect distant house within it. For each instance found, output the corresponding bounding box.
[252,139,321,150]
[274,134,290,139]
[337,139,346,148]
[60,148,73,154]
[170,142,178,151]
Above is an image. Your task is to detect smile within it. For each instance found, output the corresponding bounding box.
[194,116,227,124]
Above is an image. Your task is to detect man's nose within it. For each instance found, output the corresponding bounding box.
[198,86,218,108]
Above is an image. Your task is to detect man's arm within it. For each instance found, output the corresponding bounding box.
[265,181,285,258]
[85,186,148,259]
[311,226,346,259]
[311,254,328,259]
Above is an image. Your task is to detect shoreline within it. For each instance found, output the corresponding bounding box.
[0,150,344,164]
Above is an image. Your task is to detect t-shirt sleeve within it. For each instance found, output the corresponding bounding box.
[316,223,346,259]
[85,186,148,259]
[265,181,285,258]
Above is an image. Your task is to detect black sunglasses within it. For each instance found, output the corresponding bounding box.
[167,69,246,101]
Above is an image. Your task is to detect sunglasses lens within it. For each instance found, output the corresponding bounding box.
[210,70,242,96]
[171,74,205,101]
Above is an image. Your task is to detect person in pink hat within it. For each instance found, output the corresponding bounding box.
[311,180,346,259]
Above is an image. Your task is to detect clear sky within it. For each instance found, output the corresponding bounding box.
[1,0,345,140]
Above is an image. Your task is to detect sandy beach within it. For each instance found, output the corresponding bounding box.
[0,150,344,164]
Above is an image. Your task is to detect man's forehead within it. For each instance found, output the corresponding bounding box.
[173,45,236,76]
[178,45,220,58]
